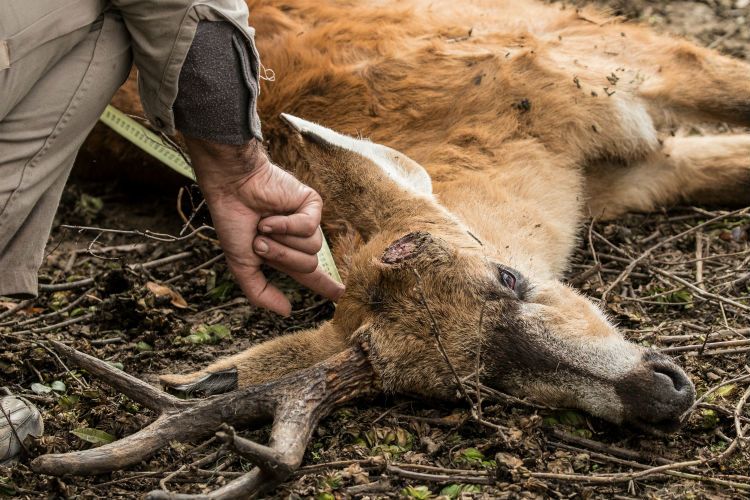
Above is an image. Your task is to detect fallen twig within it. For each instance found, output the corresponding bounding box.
[601,207,748,302]
[61,224,215,242]
[385,464,493,485]
[412,268,509,439]
[659,339,750,354]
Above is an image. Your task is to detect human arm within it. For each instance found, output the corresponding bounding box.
[113,0,344,314]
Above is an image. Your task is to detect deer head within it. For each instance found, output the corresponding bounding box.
[278,114,696,434]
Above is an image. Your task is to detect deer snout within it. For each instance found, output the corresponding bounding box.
[616,351,695,434]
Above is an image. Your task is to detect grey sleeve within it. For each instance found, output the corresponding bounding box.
[173,20,262,144]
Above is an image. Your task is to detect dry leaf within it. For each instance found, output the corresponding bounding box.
[0,302,43,316]
[146,281,188,309]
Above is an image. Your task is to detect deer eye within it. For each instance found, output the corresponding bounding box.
[499,269,517,290]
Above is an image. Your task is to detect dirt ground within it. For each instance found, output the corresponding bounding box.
[2,1,750,498]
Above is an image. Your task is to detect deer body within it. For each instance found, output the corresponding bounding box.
[160,0,750,432]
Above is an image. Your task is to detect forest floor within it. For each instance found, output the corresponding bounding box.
[1,1,749,499]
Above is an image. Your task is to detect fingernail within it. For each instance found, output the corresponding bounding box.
[256,239,269,253]
[260,225,272,233]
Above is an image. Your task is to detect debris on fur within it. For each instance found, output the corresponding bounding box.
[1,1,749,498]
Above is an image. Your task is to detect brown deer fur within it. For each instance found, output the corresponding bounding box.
[152,0,750,431]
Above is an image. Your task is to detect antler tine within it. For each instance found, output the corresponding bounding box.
[48,340,185,412]
[146,347,377,500]
[215,424,291,476]
[32,376,281,476]
[33,415,181,475]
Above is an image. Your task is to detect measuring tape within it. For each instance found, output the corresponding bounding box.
[99,104,342,283]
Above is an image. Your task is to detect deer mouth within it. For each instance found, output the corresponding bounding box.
[629,415,686,436]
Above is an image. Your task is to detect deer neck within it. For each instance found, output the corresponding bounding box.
[431,156,584,281]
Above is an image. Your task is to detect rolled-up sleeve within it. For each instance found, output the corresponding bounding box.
[111,0,260,136]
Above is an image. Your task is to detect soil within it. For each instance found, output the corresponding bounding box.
[1,1,749,499]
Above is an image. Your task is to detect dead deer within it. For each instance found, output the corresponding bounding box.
[33,0,750,497]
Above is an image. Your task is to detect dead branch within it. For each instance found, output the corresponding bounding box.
[601,207,749,301]
[687,373,750,415]
[9,314,95,335]
[548,439,750,490]
[38,279,95,292]
[659,339,750,354]
[657,328,750,344]
[385,464,493,485]
[38,251,193,293]
[164,253,223,285]
[650,266,750,313]
[1,287,95,329]
[61,224,215,243]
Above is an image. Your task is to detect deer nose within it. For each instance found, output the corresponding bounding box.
[616,352,695,432]
[652,362,691,394]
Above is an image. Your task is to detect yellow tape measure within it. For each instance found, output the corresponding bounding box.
[100,105,196,180]
[99,105,342,283]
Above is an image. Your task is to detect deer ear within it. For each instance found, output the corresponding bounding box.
[380,231,433,265]
[280,113,433,196]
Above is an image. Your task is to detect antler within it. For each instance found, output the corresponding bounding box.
[31,341,377,499]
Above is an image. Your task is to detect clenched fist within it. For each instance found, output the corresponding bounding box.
[185,137,344,316]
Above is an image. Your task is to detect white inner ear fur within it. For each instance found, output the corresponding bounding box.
[281,113,433,195]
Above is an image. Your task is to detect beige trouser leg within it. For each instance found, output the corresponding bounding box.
[0,14,132,297]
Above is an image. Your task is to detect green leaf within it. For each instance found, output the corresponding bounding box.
[185,332,212,344]
[573,428,593,439]
[78,193,104,214]
[107,361,125,371]
[30,383,52,395]
[440,484,462,499]
[70,307,86,317]
[543,416,560,426]
[206,281,234,302]
[712,384,737,400]
[70,427,116,446]
[206,324,231,340]
[458,447,484,463]
[315,494,335,500]
[558,410,586,427]
[401,485,433,499]
[700,409,720,429]
[178,325,232,346]
[440,484,482,499]
[50,380,66,393]
[58,395,79,410]
[322,472,342,490]
[0,477,16,497]
[135,341,153,352]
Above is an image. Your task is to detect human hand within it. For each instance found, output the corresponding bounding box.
[185,137,344,316]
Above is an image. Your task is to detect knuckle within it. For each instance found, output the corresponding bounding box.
[300,219,318,236]
[265,244,286,261]
[311,232,323,251]
[301,257,319,273]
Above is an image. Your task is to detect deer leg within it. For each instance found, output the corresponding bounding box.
[32,341,377,498]
[585,135,750,219]
[159,322,349,395]
[636,40,750,126]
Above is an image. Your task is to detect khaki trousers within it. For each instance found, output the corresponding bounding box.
[0,9,132,297]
